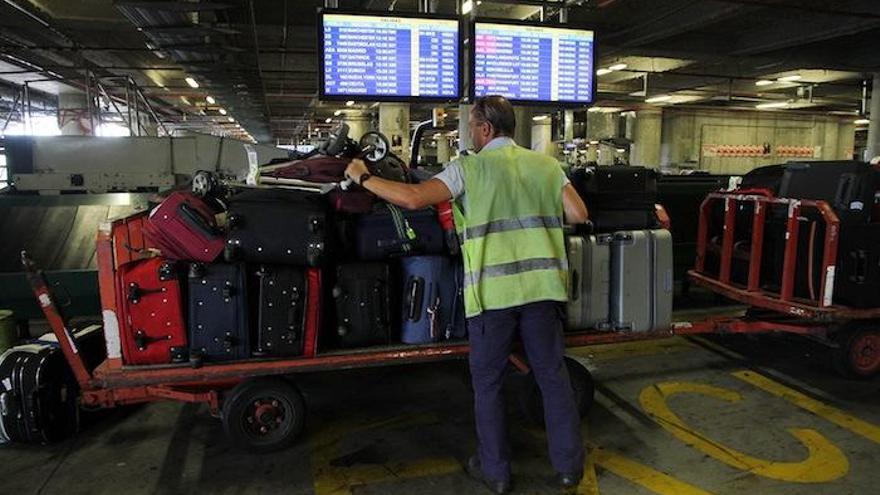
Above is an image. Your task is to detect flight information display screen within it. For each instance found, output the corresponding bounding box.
[473,22,595,104]
[320,13,460,101]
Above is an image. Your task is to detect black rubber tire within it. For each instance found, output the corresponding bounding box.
[517,356,595,426]
[221,378,306,453]
[831,327,880,379]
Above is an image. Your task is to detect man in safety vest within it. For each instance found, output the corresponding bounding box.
[345,95,589,493]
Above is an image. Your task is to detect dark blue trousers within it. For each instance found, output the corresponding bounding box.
[468,301,585,482]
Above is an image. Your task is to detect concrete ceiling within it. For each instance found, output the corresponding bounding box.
[0,0,877,143]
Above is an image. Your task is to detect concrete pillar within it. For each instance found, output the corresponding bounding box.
[866,73,880,161]
[586,111,617,141]
[345,113,372,142]
[838,122,855,160]
[822,119,839,160]
[631,109,662,167]
[436,135,451,163]
[57,91,93,136]
[379,103,410,158]
[531,118,555,157]
[563,110,575,141]
[458,104,472,152]
[514,106,532,148]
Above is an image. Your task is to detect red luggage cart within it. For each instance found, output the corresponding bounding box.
[688,190,880,378]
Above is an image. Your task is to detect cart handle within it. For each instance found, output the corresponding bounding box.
[21,251,94,389]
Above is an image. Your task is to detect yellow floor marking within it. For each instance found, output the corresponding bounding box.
[567,337,698,363]
[732,370,880,445]
[639,381,849,483]
[574,448,600,495]
[592,447,715,495]
[309,413,461,495]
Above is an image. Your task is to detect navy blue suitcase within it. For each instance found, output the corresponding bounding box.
[187,263,250,362]
[400,256,466,344]
[354,203,445,260]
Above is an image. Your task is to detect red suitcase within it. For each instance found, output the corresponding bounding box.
[117,257,188,365]
[143,191,224,262]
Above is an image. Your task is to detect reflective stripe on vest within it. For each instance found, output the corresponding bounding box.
[461,215,563,241]
[463,257,568,290]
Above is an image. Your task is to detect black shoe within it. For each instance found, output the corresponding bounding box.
[557,471,583,488]
[465,455,512,494]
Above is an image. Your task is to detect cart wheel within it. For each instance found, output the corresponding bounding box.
[517,356,594,426]
[222,378,306,453]
[832,327,880,379]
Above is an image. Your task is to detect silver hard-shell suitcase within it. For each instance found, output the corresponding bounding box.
[609,229,673,332]
[566,235,611,330]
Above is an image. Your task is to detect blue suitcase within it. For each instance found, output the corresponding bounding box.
[187,263,250,362]
[400,256,466,344]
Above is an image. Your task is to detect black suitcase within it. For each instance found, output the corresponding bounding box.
[739,164,785,193]
[353,203,445,260]
[332,263,394,348]
[253,265,308,357]
[0,344,78,444]
[834,224,880,308]
[569,166,658,210]
[778,161,878,225]
[187,263,250,362]
[225,188,329,266]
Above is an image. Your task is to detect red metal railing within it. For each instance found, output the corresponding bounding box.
[693,191,844,314]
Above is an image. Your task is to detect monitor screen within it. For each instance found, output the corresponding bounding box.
[472,22,595,104]
[320,12,460,101]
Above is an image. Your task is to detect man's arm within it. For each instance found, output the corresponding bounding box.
[345,159,453,210]
[563,183,589,225]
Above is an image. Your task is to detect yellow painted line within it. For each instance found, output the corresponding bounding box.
[732,370,880,445]
[309,413,461,495]
[592,447,715,495]
[639,381,849,483]
[574,448,600,495]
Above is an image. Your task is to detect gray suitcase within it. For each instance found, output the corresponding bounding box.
[609,229,673,332]
[566,235,611,330]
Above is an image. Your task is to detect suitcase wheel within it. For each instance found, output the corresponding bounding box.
[337,325,348,337]
[227,214,242,229]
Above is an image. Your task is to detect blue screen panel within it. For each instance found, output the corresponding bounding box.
[473,22,595,104]
[322,13,460,100]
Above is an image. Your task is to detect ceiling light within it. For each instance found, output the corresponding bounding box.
[325,117,333,123]
[587,106,603,112]
[219,108,227,115]
[777,75,802,82]
[756,101,788,109]
[532,115,549,121]
[185,77,199,88]
[589,140,600,145]
[646,95,672,103]
[755,80,773,87]
[179,96,190,105]
[596,68,612,76]
[345,100,355,107]
[227,116,235,122]
[334,110,343,116]
[609,63,628,71]
[855,118,871,125]
[206,96,216,105]
[462,0,474,14]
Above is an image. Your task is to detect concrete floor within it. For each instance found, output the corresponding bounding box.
[2,329,879,494]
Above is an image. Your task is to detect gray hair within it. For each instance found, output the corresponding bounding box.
[471,95,516,137]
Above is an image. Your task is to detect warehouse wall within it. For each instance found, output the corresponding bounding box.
[660,109,856,174]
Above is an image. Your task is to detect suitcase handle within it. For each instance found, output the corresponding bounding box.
[179,202,218,238]
[834,174,855,210]
[852,249,868,283]
[405,276,425,322]
[372,280,389,326]
[134,330,170,350]
[570,269,580,302]
[127,282,164,304]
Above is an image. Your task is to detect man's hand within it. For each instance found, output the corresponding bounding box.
[345,158,370,184]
